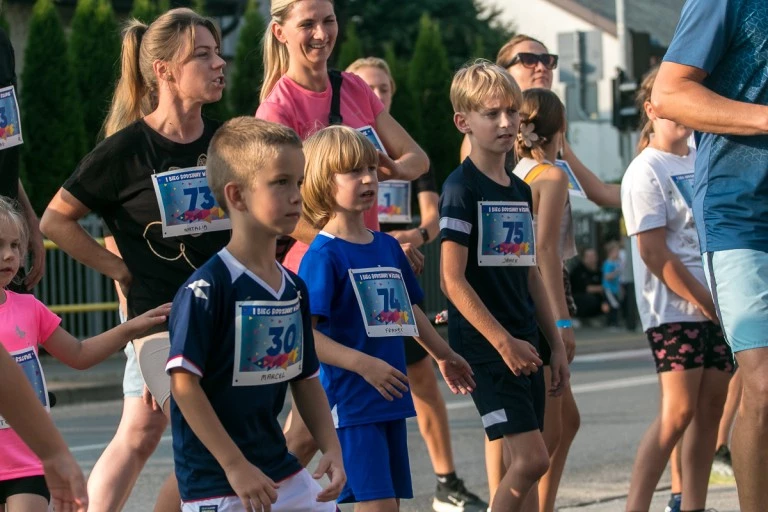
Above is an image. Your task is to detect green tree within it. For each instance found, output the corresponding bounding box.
[0,12,9,34]
[408,14,457,184]
[130,0,158,22]
[335,22,363,70]
[383,43,418,142]
[70,0,120,147]
[229,0,266,116]
[21,0,86,213]
[334,0,513,69]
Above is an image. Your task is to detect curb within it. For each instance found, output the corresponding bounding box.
[48,381,123,407]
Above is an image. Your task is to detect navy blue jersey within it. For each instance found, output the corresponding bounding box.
[299,231,423,427]
[439,157,538,364]
[167,249,319,501]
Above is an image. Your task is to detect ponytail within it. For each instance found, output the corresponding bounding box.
[634,66,659,155]
[103,21,150,138]
[260,20,291,102]
[102,8,220,139]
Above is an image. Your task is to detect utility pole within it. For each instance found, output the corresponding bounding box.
[615,0,633,169]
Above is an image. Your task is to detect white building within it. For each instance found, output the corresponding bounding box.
[484,0,686,211]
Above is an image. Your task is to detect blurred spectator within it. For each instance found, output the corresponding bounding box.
[570,248,609,323]
[602,241,623,328]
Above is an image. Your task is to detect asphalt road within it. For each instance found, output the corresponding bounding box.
[51,349,737,511]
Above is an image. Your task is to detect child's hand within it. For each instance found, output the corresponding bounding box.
[312,448,346,502]
[359,356,409,401]
[42,450,89,512]
[547,344,571,397]
[499,338,543,377]
[128,303,172,337]
[400,242,424,275]
[224,459,278,511]
[436,351,475,394]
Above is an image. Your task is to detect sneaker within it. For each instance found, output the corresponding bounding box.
[712,444,734,476]
[664,494,681,512]
[433,478,488,512]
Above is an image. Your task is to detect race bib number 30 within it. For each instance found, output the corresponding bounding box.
[0,85,23,150]
[151,167,231,238]
[378,180,412,224]
[233,298,303,386]
[477,201,536,266]
[349,267,419,338]
[0,347,49,429]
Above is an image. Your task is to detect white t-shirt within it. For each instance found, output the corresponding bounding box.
[621,146,707,331]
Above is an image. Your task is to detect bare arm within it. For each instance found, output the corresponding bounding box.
[43,304,170,370]
[290,377,345,501]
[104,236,127,316]
[16,180,46,289]
[531,168,576,361]
[528,266,569,395]
[375,110,429,181]
[636,227,718,322]
[0,344,88,511]
[170,370,278,509]
[41,189,132,293]
[562,141,621,207]
[388,191,439,248]
[440,240,542,374]
[652,61,768,135]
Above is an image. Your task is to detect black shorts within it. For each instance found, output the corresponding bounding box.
[404,336,428,366]
[0,475,50,504]
[646,321,734,373]
[469,360,545,441]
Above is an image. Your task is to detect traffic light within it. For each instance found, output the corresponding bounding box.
[612,70,639,131]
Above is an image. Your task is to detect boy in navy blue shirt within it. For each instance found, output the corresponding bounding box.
[440,61,570,512]
[297,125,475,510]
[166,117,345,512]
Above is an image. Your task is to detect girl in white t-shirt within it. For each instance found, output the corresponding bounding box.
[621,67,733,512]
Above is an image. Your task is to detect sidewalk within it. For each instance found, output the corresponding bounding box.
[42,325,648,407]
[560,483,738,512]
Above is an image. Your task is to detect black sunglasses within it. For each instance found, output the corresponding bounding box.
[504,52,559,70]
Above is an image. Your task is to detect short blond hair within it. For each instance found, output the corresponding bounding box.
[0,196,29,265]
[346,57,396,95]
[302,126,378,229]
[207,117,302,213]
[450,59,522,114]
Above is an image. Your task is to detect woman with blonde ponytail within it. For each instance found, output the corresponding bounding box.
[256,0,428,273]
[621,66,733,512]
[40,8,229,511]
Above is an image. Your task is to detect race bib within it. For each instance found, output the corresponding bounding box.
[151,167,230,238]
[0,85,23,150]
[357,125,386,153]
[0,347,49,429]
[670,171,694,209]
[349,267,419,337]
[232,297,303,386]
[477,201,536,266]
[555,159,586,198]
[378,180,412,224]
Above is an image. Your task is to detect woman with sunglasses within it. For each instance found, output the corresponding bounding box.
[461,35,621,512]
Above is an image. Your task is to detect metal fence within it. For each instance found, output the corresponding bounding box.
[38,215,120,339]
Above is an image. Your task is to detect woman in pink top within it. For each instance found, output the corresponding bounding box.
[256,0,428,273]
[0,196,169,512]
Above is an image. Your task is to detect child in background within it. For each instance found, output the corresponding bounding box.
[298,125,475,511]
[166,117,345,512]
[440,61,569,512]
[602,241,622,328]
[0,195,170,512]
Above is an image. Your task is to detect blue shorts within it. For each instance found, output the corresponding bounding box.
[704,249,768,353]
[336,419,412,503]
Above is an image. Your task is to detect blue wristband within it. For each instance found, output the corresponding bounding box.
[555,319,573,329]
